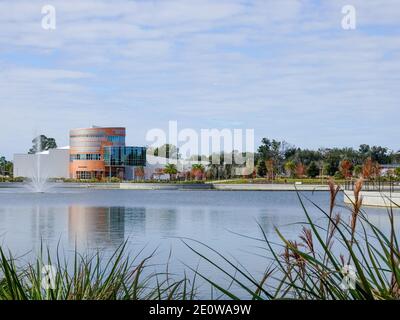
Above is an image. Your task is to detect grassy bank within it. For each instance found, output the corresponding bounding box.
[1,179,400,300]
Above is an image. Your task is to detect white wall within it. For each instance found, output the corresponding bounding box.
[13,148,70,178]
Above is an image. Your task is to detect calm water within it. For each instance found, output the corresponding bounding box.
[0,185,397,297]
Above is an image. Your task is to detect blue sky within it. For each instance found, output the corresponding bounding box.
[1,0,400,158]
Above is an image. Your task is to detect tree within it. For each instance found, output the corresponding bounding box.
[307,161,319,178]
[362,158,381,179]
[28,135,57,154]
[353,165,363,177]
[153,144,180,159]
[191,164,205,180]
[358,144,371,160]
[370,146,390,164]
[295,163,306,178]
[257,138,284,170]
[362,158,373,179]
[0,156,13,177]
[340,160,353,179]
[395,167,400,179]
[164,163,178,180]
[266,159,275,180]
[322,149,342,176]
[284,160,296,177]
[294,149,323,166]
[207,151,237,180]
[134,166,145,181]
[257,160,267,177]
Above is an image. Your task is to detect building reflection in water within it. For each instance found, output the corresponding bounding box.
[68,206,182,248]
[30,205,60,242]
[68,206,126,247]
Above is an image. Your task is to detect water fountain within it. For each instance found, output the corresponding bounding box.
[25,138,52,193]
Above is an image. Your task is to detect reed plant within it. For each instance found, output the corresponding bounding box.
[0,242,197,300]
[184,178,400,300]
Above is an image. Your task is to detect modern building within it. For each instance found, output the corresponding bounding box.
[13,125,207,181]
[13,147,70,178]
[69,126,146,180]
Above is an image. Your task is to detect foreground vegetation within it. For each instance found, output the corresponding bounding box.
[190,179,400,299]
[0,243,197,300]
[0,178,400,300]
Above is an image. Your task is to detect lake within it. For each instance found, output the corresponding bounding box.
[0,185,397,298]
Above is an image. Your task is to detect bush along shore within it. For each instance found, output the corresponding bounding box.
[0,178,400,300]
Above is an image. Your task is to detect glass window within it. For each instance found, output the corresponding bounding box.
[104,147,146,166]
[70,154,101,161]
[107,136,125,144]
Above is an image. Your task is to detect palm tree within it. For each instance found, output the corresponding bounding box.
[191,164,205,180]
[284,160,296,178]
[164,163,178,181]
[134,166,145,181]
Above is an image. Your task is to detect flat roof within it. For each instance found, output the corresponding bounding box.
[70,126,125,130]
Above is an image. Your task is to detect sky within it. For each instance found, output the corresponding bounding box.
[0,0,400,158]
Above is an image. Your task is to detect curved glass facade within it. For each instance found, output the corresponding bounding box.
[69,127,127,179]
[69,127,146,180]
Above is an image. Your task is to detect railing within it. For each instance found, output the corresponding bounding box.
[344,179,400,193]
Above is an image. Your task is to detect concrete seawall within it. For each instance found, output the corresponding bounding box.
[120,183,213,190]
[211,183,329,191]
[57,182,332,191]
[344,190,400,207]
[1,182,331,192]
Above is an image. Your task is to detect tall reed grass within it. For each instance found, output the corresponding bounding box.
[184,178,400,300]
[0,242,197,300]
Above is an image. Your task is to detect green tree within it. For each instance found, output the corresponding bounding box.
[394,167,400,179]
[353,165,363,177]
[28,135,57,154]
[370,146,390,164]
[257,160,267,177]
[191,164,205,171]
[284,160,296,177]
[322,149,342,176]
[154,144,180,159]
[307,161,319,178]
[164,163,178,180]
[334,171,344,179]
[257,138,284,169]
[0,156,13,177]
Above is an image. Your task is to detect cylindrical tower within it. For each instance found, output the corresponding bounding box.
[69,127,125,179]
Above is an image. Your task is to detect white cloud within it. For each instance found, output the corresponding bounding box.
[0,0,399,157]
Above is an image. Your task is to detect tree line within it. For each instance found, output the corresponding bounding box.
[2,136,400,181]
[169,139,400,181]
[254,138,400,180]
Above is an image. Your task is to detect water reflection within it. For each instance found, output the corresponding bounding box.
[0,188,398,290]
[68,206,125,247]
[30,205,60,241]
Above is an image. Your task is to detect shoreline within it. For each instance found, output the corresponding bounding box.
[0,181,330,191]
